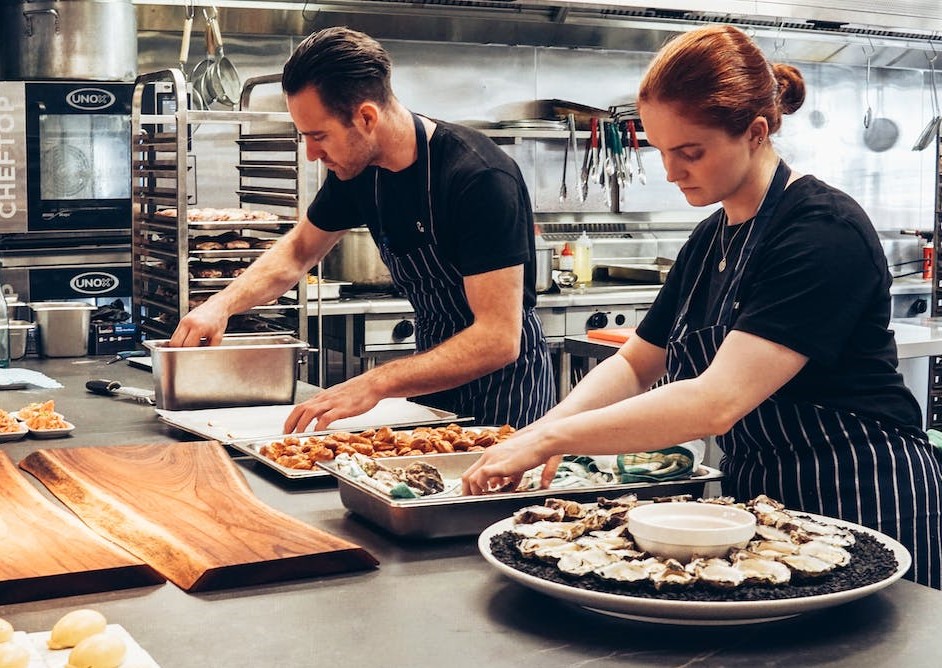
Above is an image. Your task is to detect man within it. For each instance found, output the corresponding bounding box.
[170,26,555,432]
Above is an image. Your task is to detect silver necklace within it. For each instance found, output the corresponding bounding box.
[717,215,751,273]
[717,165,779,272]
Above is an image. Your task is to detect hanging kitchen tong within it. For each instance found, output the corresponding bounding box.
[627,120,647,185]
[579,118,594,202]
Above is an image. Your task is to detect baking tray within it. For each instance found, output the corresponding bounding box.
[599,257,674,284]
[156,397,462,445]
[228,420,487,480]
[318,451,724,538]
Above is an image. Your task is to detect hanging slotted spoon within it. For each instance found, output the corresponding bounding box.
[913,48,941,151]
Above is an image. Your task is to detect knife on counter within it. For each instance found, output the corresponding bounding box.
[85,379,156,405]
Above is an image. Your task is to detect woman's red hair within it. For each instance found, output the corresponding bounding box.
[638,25,805,136]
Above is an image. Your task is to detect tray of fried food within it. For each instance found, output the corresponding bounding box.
[0,408,29,441]
[228,424,515,480]
[15,399,75,438]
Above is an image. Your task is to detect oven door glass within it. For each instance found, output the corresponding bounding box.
[39,113,131,200]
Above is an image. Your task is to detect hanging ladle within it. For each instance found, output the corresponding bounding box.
[863,47,873,129]
[913,44,941,152]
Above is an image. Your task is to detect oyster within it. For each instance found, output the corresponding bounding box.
[688,558,745,589]
[513,505,565,525]
[512,520,586,541]
[517,537,580,561]
[545,498,589,519]
[798,540,851,567]
[402,461,444,495]
[574,534,633,552]
[748,540,800,558]
[594,558,662,583]
[596,493,639,509]
[650,558,697,589]
[797,518,856,547]
[557,547,620,576]
[779,553,835,578]
[729,550,792,585]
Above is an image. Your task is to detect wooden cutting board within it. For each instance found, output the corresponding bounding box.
[587,327,635,344]
[0,452,162,604]
[20,442,378,592]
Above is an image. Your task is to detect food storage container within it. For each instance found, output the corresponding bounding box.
[6,320,35,359]
[143,335,310,410]
[28,302,96,357]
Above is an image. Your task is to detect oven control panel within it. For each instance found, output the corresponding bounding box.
[565,306,640,335]
[360,314,417,350]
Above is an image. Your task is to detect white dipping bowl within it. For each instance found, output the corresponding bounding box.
[627,502,757,562]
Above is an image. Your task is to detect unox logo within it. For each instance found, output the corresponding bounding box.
[70,271,117,295]
[66,88,116,111]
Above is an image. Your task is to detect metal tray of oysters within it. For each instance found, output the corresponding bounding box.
[317,451,723,539]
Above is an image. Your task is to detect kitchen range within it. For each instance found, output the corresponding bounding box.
[312,215,683,394]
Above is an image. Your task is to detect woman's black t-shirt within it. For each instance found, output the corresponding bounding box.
[635,175,922,429]
[307,119,537,308]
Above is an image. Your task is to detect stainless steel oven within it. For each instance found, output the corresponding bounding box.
[0,80,133,239]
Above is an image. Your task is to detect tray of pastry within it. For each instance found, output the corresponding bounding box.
[316,449,723,538]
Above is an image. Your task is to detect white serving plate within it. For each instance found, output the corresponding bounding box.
[27,421,75,439]
[0,422,29,442]
[478,512,910,625]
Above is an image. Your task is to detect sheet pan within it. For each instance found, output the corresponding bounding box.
[156,397,461,444]
[318,451,724,539]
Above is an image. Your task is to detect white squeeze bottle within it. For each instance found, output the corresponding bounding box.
[573,230,593,286]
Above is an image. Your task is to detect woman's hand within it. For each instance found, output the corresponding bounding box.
[461,428,559,495]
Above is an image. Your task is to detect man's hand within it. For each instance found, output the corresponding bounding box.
[169,300,230,347]
[283,374,385,433]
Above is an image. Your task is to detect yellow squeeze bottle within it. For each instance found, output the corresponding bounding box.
[573,231,593,286]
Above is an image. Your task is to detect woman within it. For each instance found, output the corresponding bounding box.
[462,25,942,588]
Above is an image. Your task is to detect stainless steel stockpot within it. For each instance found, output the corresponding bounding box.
[0,0,137,80]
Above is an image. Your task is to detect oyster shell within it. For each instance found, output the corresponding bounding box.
[513,505,565,525]
[729,550,792,585]
[688,558,746,589]
[779,553,835,578]
[401,461,444,495]
[798,540,851,567]
[797,518,856,546]
[517,537,581,561]
[512,520,586,541]
[557,547,620,576]
[650,558,697,589]
[545,498,589,519]
[748,540,800,558]
[594,558,662,583]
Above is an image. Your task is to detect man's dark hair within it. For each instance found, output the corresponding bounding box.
[282,26,393,125]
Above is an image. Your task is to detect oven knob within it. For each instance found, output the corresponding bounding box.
[586,312,608,330]
[910,298,928,316]
[393,319,415,340]
[615,314,626,326]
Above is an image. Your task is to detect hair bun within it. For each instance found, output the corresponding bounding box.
[774,63,806,115]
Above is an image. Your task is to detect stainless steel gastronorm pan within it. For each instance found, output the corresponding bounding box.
[143,335,309,410]
[318,452,724,539]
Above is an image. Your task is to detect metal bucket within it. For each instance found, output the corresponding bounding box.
[6,320,34,359]
[535,247,553,293]
[28,301,95,357]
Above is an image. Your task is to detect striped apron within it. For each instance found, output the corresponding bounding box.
[373,113,555,428]
[665,160,942,588]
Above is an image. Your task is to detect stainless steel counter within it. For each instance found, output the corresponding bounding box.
[1,356,940,667]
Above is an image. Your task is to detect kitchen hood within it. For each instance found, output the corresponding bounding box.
[135,0,941,69]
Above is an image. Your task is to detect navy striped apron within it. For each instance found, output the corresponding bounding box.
[665,160,942,588]
[373,113,555,428]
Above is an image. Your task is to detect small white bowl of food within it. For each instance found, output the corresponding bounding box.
[627,501,757,562]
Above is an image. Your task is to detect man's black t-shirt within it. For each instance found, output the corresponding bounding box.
[307,119,537,308]
[635,175,922,429]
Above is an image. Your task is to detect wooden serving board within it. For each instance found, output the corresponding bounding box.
[20,442,378,592]
[0,452,162,604]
